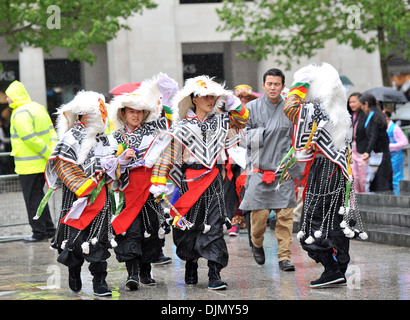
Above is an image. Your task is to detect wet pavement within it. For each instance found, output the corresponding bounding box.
[0,228,409,302]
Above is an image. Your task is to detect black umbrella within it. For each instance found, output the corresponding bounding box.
[364,86,408,103]
[340,75,354,86]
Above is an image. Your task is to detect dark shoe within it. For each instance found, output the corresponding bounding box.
[207,261,227,290]
[125,259,139,291]
[23,236,47,243]
[151,252,172,266]
[125,277,139,291]
[252,245,265,265]
[310,272,345,288]
[185,260,198,286]
[139,262,156,286]
[68,265,82,293]
[89,262,112,297]
[318,277,347,288]
[93,283,112,296]
[310,252,345,288]
[279,260,295,271]
[208,278,228,290]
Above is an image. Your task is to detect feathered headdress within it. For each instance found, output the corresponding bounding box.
[303,62,351,149]
[171,75,231,123]
[109,74,163,131]
[55,90,107,164]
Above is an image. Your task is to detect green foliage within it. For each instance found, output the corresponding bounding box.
[216,0,410,74]
[1,0,157,64]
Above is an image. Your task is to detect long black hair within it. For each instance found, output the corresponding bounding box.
[347,91,362,115]
[359,93,386,128]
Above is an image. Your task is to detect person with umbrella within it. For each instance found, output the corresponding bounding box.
[359,93,393,193]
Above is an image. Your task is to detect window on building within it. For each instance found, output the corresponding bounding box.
[0,61,19,94]
[183,53,224,83]
[45,59,81,121]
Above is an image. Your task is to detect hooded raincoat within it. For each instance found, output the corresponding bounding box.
[6,81,57,174]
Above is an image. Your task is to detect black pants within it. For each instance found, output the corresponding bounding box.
[173,165,229,268]
[114,196,161,263]
[19,173,55,239]
[299,156,350,273]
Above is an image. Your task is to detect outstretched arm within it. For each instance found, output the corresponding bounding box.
[224,95,249,130]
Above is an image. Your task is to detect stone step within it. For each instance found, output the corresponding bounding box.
[363,224,410,247]
[399,180,410,195]
[399,180,410,193]
[356,193,410,209]
[359,204,410,228]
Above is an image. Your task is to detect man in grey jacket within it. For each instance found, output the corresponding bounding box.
[240,68,300,271]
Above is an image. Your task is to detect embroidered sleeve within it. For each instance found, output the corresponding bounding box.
[151,139,180,186]
[54,158,97,197]
[229,104,249,130]
[283,94,302,125]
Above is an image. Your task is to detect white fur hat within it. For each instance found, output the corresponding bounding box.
[109,74,162,131]
[55,90,108,164]
[171,75,231,123]
[302,62,351,149]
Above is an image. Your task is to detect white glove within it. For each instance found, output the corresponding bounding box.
[292,65,312,87]
[149,184,169,198]
[223,95,242,111]
[157,74,179,106]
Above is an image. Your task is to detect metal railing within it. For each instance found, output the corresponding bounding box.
[0,152,61,242]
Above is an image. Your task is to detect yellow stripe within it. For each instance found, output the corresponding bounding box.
[289,88,307,99]
[75,179,94,197]
[151,176,167,185]
[304,121,318,150]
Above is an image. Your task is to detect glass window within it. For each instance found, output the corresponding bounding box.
[183,53,224,82]
[45,59,81,121]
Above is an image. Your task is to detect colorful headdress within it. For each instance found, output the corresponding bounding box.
[234,84,253,96]
[299,62,351,150]
[171,75,231,123]
[109,74,163,131]
[55,90,108,164]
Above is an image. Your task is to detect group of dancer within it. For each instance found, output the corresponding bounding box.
[37,62,367,297]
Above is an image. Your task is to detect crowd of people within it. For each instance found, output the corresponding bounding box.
[348,92,408,195]
[6,60,407,296]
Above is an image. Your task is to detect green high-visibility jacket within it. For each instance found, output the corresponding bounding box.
[6,81,57,175]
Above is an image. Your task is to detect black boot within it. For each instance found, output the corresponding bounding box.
[89,261,112,296]
[151,251,172,266]
[139,261,156,286]
[68,264,82,293]
[207,261,227,290]
[252,245,265,265]
[185,259,198,286]
[125,259,139,291]
[310,251,345,288]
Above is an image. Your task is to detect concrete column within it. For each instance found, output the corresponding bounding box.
[107,0,183,89]
[18,46,47,107]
